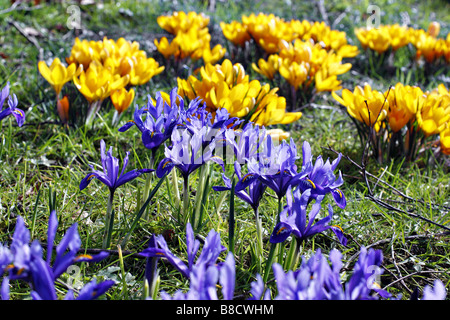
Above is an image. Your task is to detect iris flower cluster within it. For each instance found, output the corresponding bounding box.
[0,211,113,300]
[139,222,446,300]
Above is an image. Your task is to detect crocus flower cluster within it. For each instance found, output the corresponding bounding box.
[177,59,303,126]
[0,211,114,300]
[355,22,450,64]
[221,13,359,58]
[332,82,450,160]
[154,11,226,65]
[252,37,352,94]
[39,36,164,124]
[0,82,25,127]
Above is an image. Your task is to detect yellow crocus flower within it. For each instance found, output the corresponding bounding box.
[157,11,210,35]
[202,43,226,65]
[440,126,450,155]
[220,21,251,47]
[38,58,82,96]
[385,83,424,132]
[252,54,281,80]
[111,87,135,115]
[65,37,102,70]
[129,56,165,86]
[73,60,129,103]
[416,91,450,137]
[355,27,390,54]
[279,60,309,91]
[332,84,389,132]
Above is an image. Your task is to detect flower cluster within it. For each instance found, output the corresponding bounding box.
[253,38,352,93]
[154,11,226,65]
[332,82,450,160]
[1,211,113,300]
[177,59,302,126]
[251,246,446,300]
[355,24,410,54]
[221,13,358,58]
[39,37,164,124]
[139,222,446,300]
[355,22,450,64]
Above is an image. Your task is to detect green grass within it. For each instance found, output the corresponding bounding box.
[0,0,449,300]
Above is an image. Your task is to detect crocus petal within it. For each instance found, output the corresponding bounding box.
[1,277,9,301]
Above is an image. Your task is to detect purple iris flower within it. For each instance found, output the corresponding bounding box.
[159,252,235,300]
[271,249,332,300]
[341,246,392,300]
[1,211,111,300]
[223,121,266,165]
[29,256,115,300]
[270,187,347,245]
[213,161,267,213]
[139,222,226,279]
[119,88,182,158]
[420,280,447,300]
[251,246,394,300]
[235,137,307,201]
[156,126,225,180]
[0,82,25,127]
[80,139,153,194]
[297,141,346,209]
[248,274,271,300]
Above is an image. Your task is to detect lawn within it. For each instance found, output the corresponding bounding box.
[0,0,449,301]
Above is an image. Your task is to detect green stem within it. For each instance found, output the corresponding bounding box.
[182,174,190,224]
[142,152,156,219]
[121,175,166,248]
[228,177,236,255]
[254,207,263,274]
[263,198,283,282]
[103,191,115,249]
[192,164,207,229]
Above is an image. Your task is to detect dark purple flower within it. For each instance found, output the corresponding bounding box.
[1,211,111,300]
[119,88,181,155]
[213,161,267,213]
[236,137,307,201]
[0,82,25,127]
[79,139,153,193]
[420,280,447,300]
[139,222,226,279]
[269,187,347,246]
[156,126,225,180]
[298,141,346,209]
